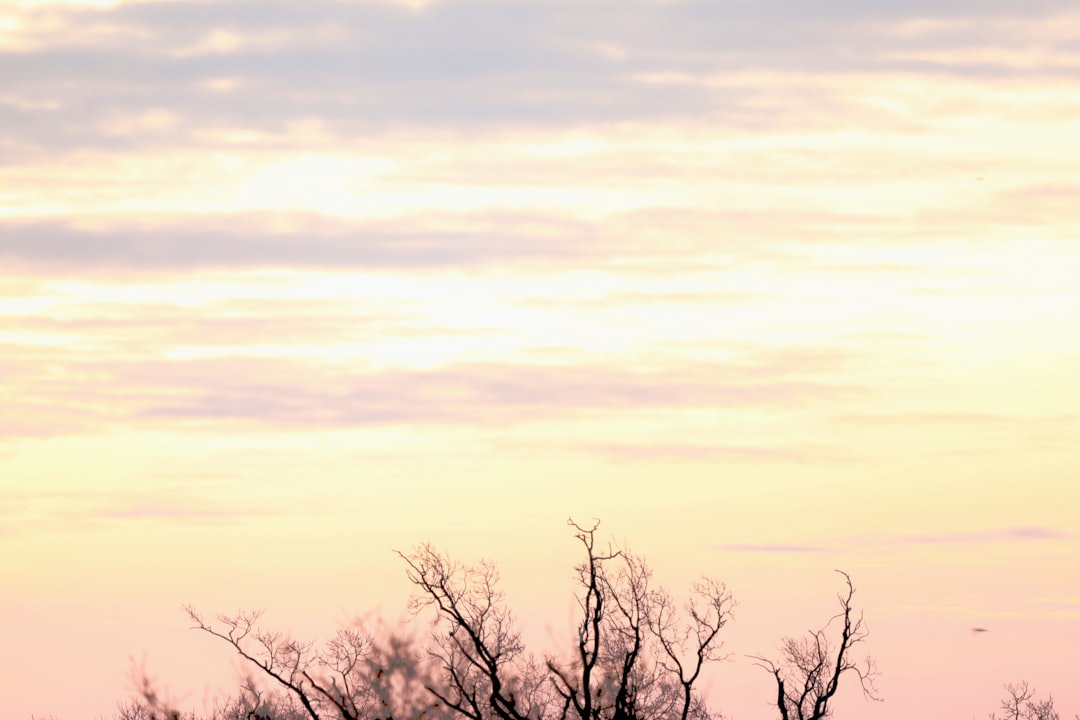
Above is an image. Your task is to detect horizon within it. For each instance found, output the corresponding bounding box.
[2,1,1078,718]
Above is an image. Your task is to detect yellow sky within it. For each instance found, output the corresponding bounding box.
[2,1,1079,719]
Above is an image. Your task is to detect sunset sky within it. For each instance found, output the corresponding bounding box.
[2,1,1079,718]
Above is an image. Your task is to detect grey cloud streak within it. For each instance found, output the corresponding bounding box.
[134,360,866,426]
[2,0,1078,154]
[887,526,1080,545]
[713,525,1079,557]
[0,207,903,271]
[0,214,596,270]
[2,353,867,436]
[0,487,268,536]
[98,502,231,521]
[715,543,825,553]
[577,442,825,463]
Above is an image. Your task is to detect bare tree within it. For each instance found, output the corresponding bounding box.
[648,577,733,720]
[184,607,442,720]
[545,521,732,720]
[397,543,538,720]
[544,519,623,720]
[116,689,309,720]
[750,571,878,720]
[398,518,733,720]
[117,656,310,720]
[991,682,1063,720]
[117,523,885,720]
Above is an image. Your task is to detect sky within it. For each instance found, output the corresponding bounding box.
[1,0,1079,718]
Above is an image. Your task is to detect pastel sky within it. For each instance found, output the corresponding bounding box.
[2,1,1079,718]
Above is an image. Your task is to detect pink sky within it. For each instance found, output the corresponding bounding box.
[1,1,1079,719]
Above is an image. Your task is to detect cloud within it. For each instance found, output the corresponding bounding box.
[98,502,229,521]
[831,412,1079,429]
[0,404,100,439]
[0,487,249,537]
[715,543,825,553]
[917,184,1080,233]
[889,526,1080,545]
[0,206,910,272]
[0,213,599,270]
[713,526,1080,558]
[0,350,867,436]
[3,0,1078,154]
[131,360,866,427]
[830,412,1016,426]
[523,289,769,309]
[577,442,827,464]
[0,298,472,350]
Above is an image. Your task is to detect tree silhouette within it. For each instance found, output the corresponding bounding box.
[398,518,734,720]
[990,682,1073,720]
[156,521,882,720]
[749,571,879,720]
[183,608,442,720]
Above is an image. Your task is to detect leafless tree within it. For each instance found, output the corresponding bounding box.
[750,571,878,720]
[398,518,734,720]
[113,523,884,720]
[184,607,442,720]
[545,521,732,720]
[116,690,308,720]
[648,576,733,720]
[991,682,1063,720]
[397,542,539,720]
[113,658,215,720]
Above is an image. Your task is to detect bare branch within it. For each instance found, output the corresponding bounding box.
[991,682,1062,720]
[397,545,529,720]
[750,571,878,720]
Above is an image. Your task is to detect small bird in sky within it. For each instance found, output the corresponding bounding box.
[971,627,989,633]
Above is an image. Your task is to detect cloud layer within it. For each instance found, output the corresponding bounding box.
[4,0,1080,157]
